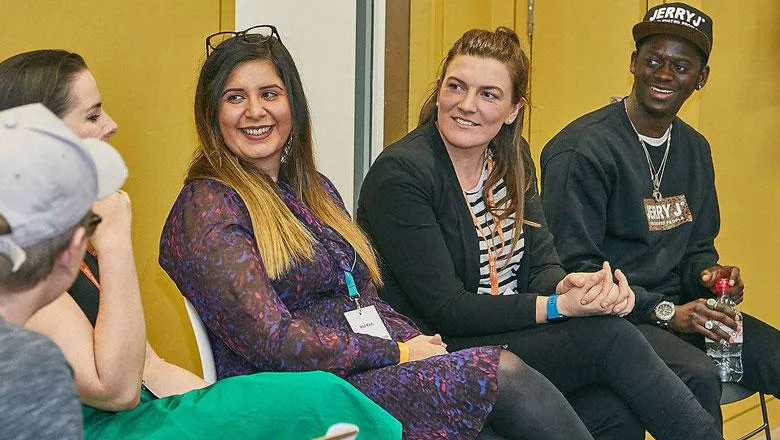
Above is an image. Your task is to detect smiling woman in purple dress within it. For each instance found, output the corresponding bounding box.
[159,25,596,440]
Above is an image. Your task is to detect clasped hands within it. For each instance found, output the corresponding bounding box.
[405,333,449,362]
[554,262,635,318]
[406,261,641,361]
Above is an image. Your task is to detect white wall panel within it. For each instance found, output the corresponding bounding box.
[236,0,358,211]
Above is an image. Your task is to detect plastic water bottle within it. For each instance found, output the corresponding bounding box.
[705,278,744,382]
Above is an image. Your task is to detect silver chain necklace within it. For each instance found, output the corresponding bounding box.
[624,101,671,202]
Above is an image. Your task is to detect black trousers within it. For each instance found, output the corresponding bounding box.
[447,316,722,440]
[638,312,780,427]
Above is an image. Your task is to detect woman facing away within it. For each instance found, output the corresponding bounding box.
[0,49,401,439]
[356,27,724,440]
[159,25,606,440]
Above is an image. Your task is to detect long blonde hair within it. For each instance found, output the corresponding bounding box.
[419,27,535,261]
[189,33,381,283]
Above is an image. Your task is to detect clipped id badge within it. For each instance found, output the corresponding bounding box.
[344,305,392,340]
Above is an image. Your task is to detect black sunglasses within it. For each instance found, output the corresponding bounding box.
[206,25,281,56]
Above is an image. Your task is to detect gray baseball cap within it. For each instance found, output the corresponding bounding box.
[0,103,127,271]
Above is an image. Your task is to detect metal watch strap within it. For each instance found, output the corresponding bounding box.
[652,312,670,329]
[652,301,674,329]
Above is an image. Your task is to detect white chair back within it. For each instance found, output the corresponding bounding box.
[183,297,217,384]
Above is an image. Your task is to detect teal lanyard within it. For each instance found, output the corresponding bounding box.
[344,270,361,310]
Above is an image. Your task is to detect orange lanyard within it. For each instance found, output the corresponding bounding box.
[463,154,506,296]
[79,247,101,290]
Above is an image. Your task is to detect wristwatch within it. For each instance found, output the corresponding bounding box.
[547,294,567,322]
[651,301,676,329]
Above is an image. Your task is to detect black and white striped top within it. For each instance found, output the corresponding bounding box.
[464,165,525,295]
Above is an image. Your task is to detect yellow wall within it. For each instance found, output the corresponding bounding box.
[699,1,780,436]
[0,0,235,375]
[408,0,530,140]
[527,0,645,164]
[409,0,519,133]
[407,1,779,436]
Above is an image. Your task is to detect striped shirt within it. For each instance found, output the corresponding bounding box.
[464,165,525,295]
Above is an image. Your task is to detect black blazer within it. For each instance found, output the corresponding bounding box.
[357,120,566,338]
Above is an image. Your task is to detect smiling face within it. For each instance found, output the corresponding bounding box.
[436,55,521,155]
[218,58,292,179]
[630,34,709,122]
[61,70,118,142]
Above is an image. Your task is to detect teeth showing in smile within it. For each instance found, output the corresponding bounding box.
[455,117,477,126]
[651,86,674,95]
[243,127,271,136]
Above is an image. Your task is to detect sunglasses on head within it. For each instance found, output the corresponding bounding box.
[205,25,282,56]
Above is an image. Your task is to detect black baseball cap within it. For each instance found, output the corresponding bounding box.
[633,2,713,60]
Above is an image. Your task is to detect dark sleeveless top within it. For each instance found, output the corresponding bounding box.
[67,253,100,327]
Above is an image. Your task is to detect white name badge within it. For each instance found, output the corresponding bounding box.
[344,305,392,340]
[644,194,693,231]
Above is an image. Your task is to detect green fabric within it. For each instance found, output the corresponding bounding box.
[82,371,401,439]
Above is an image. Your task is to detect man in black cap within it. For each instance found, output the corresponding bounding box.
[540,2,780,428]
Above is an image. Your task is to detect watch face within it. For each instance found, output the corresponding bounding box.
[655,301,675,321]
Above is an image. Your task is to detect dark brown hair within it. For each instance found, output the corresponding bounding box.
[0,49,88,115]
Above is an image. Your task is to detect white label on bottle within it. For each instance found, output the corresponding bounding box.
[705,318,743,344]
[727,319,744,344]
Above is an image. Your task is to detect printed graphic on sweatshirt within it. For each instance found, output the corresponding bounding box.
[644,194,693,231]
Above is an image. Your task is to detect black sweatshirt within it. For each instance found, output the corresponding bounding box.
[540,101,720,324]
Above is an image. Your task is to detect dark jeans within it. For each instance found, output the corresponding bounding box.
[638,312,780,427]
[447,315,723,440]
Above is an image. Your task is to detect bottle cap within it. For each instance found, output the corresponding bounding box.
[715,278,729,295]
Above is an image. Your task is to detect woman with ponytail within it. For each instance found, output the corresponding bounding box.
[357,27,723,440]
[160,25,607,440]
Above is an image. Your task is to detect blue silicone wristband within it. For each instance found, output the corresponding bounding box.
[547,294,566,321]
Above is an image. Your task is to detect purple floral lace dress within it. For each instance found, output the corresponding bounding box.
[160,177,501,439]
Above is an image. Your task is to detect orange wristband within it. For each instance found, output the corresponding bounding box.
[397,341,410,364]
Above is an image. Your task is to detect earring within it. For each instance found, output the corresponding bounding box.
[435,101,439,107]
[281,133,293,162]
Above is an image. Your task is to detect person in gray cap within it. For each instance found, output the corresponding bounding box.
[0,102,127,439]
[540,1,780,429]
